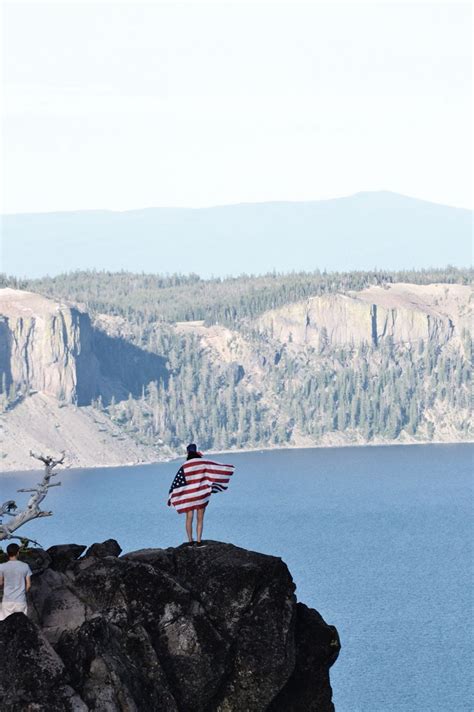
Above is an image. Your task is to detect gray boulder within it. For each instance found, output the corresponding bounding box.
[0,540,340,711]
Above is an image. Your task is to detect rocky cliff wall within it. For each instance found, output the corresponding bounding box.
[0,540,340,712]
[256,283,471,348]
[0,289,168,406]
[0,289,100,405]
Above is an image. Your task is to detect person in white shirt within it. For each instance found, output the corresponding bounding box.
[0,542,32,621]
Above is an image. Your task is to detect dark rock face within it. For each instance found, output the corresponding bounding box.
[47,544,87,571]
[269,604,341,712]
[0,613,87,711]
[21,546,52,574]
[0,540,340,711]
[84,538,122,559]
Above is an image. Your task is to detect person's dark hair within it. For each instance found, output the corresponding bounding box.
[6,543,20,558]
[186,442,202,460]
[186,450,202,460]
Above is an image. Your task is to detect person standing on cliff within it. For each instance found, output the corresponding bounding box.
[0,542,32,621]
[167,443,235,547]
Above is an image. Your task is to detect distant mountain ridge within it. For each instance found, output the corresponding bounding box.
[2,191,472,278]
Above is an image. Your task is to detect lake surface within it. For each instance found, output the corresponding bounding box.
[1,444,473,711]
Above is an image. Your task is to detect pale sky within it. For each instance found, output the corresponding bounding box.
[1,0,472,213]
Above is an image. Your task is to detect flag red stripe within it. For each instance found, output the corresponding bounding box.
[176,501,209,513]
[184,460,234,469]
[184,467,234,477]
[170,483,211,498]
[171,490,211,505]
[173,493,211,510]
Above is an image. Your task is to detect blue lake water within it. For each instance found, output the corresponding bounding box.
[1,443,473,711]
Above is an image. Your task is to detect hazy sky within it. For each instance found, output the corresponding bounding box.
[1,1,472,213]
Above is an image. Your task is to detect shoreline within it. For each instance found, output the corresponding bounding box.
[206,437,474,458]
[2,437,473,476]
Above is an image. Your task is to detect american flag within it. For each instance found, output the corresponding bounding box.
[167,459,235,513]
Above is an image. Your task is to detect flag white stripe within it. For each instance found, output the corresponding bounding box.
[170,476,230,495]
[175,496,210,511]
[185,470,230,478]
[184,473,231,482]
[172,487,212,503]
[184,463,234,474]
[184,459,233,468]
[170,482,210,496]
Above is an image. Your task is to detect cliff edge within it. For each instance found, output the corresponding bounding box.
[0,540,340,711]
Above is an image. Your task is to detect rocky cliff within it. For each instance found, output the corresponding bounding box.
[0,288,168,406]
[0,540,340,712]
[0,288,100,405]
[256,283,471,349]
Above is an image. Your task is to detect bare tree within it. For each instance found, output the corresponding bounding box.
[0,451,65,542]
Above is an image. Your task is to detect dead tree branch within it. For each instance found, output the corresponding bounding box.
[0,451,65,542]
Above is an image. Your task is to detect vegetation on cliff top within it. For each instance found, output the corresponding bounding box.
[1,266,471,326]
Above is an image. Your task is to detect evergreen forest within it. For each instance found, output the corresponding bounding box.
[0,267,472,451]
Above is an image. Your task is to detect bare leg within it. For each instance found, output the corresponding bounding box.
[185,510,194,542]
[196,507,205,543]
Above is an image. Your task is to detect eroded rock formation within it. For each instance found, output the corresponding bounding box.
[0,540,340,711]
[0,288,99,405]
[0,288,167,406]
[256,283,471,349]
